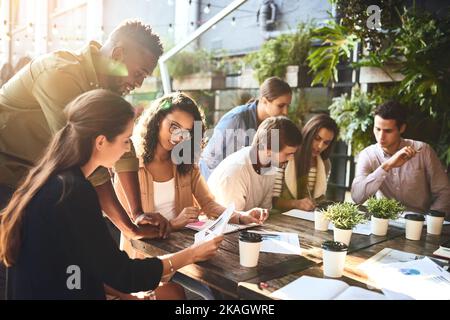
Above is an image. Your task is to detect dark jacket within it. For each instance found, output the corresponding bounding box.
[8,167,162,300]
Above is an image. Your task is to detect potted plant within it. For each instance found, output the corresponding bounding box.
[245,22,314,86]
[323,202,366,246]
[366,197,405,236]
[169,49,226,91]
[328,85,379,156]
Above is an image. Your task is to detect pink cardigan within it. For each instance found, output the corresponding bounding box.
[114,160,225,219]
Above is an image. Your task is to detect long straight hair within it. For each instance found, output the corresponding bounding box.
[0,89,135,267]
[295,114,339,179]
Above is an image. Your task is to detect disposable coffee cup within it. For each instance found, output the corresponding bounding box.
[239,232,262,268]
[322,241,348,278]
[426,211,446,235]
[405,214,425,241]
[315,210,330,231]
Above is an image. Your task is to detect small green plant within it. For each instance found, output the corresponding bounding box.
[323,202,366,230]
[366,197,405,220]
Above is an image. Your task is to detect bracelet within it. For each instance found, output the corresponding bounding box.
[238,214,242,224]
[168,258,174,273]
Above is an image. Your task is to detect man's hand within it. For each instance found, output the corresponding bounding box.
[382,146,419,172]
[134,212,171,239]
[170,207,201,230]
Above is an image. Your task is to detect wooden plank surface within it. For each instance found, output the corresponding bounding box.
[238,225,450,300]
[131,211,404,298]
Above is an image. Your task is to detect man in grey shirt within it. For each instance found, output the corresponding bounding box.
[351,101,450,219]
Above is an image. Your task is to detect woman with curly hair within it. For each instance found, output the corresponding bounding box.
[114,92,268,299]
[115,92,268,233]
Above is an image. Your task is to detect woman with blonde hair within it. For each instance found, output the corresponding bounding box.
[0,89,223,299]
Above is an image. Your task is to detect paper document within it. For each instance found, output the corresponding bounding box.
[328,222,372,236]
[186,219,258,234]
[389,211,450,229]
[359,248,449,271]
[194,203,235,244]
[283,209,371,235]
[271,276,386,300]
[364,257,450,300]
[282,209,315,222]
[248,230,301,255]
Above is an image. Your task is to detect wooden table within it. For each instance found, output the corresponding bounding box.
[131,212,404,298]
[238,225,450,300]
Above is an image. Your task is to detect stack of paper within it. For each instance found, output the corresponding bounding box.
[360,250,450,300]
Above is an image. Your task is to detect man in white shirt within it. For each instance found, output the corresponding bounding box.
[208,116,302,211]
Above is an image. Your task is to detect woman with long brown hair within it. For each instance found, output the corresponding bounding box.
[274,114,339,211]
[0,89,223,299]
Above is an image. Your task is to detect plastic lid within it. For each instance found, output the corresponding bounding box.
[405,214,425,221]
[321,241,348,252]
[427,210,446,218]
[239,231,262,243]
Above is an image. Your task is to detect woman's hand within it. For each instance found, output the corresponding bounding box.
[238,208,269,225]
[294,198,316,211]
[191,235,224,262]
[170,207,201,230]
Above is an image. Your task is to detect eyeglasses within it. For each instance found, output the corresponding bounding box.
[168,121,192,141]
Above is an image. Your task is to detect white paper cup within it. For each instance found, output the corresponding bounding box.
[427,211,446,235]
[315,210,330,231]
[405,214,425,240]
[322,241,348,278]
[239,232,262,268]
[334,227,353,246]
[371,216,389,236]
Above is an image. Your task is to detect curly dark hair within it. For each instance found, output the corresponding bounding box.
[134,92,206,175]
[108,19,164,58]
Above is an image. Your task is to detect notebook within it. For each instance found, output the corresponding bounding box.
[271,276,387,300]
[186,219,258,234]
[433,240,450,260]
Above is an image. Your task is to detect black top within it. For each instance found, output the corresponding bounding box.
[8,167,163,300]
